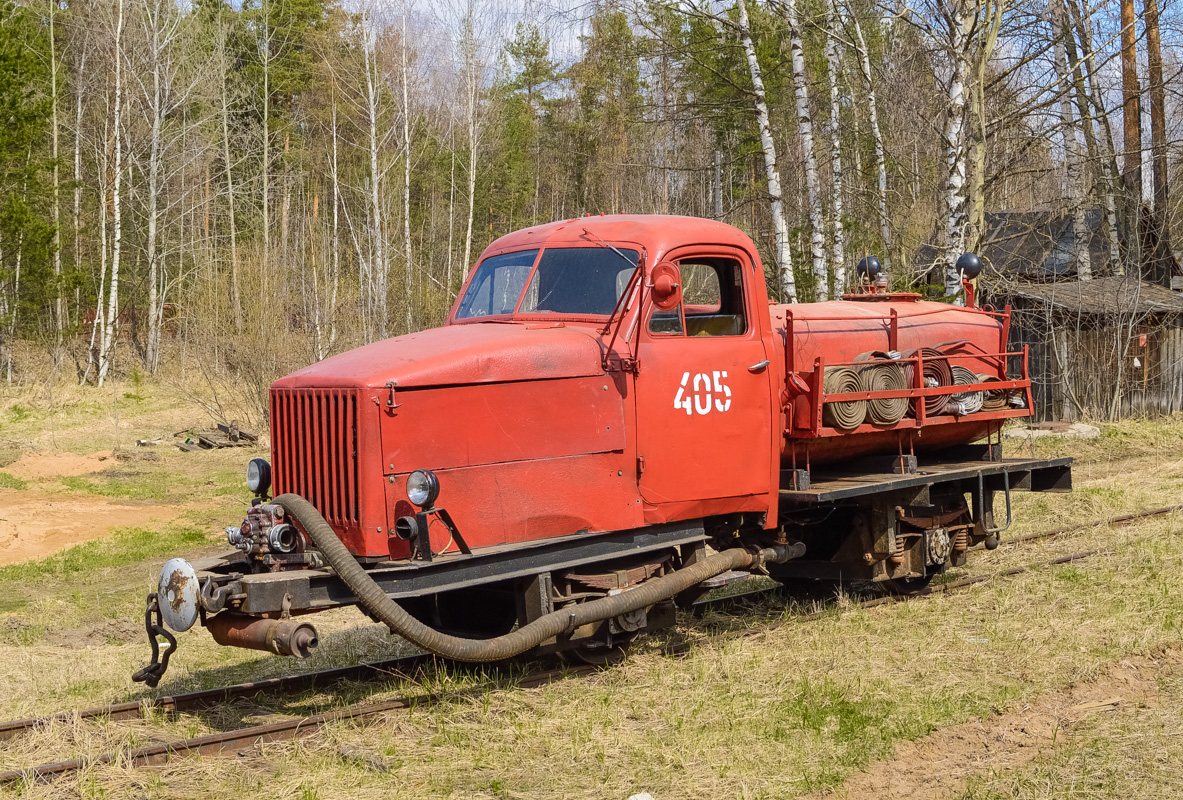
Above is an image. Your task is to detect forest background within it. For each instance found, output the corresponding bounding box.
[0,0,1180,422]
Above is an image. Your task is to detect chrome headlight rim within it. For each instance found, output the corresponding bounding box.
[246,458,272,496]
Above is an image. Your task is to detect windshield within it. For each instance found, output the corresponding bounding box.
[454,250,539,319]
[455,246,639,319]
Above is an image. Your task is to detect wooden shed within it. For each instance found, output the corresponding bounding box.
[986,276,1183,421]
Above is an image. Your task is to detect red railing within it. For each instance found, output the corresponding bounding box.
[787,346,1034,439]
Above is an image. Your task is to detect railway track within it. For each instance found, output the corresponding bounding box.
[3,503,1180,787]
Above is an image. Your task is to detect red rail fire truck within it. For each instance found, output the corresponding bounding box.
[134,215,1070,684]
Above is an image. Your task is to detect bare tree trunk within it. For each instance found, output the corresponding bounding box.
[1068,0,1122,274]
[4,231,23,383]
[73,52,85,331]
[447,123,456,290]
[261,0,271,280]
[849,9,891,271]
[1144,0,1171,284]
[1051,0,1091,280]
[782,0,828,300]
[363,20,388,340]
[220,60,242,332]
[281,132,291,271]
[329,101,340,352]
[940,0,975,299]
[48,0,63,360]
[401,0,413,331]
[143,0,178,371]
[461,8,478,280]
[1119,0,1141,274]
[967,0,1004,251]
[98,0,125,388]
[735,0,794,301]
[84,141,110,386]
[824,0,845,295]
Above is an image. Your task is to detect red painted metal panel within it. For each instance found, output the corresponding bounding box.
[274,324,604,390]
[384,453,642,550]
[379,377,626,473]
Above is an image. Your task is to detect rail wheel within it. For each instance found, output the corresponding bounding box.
[560,634,636,666]
[879,574,935,595]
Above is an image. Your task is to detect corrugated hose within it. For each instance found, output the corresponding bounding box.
[275,494,805,663]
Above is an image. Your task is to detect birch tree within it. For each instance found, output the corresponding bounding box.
[1065,0,1120,273]
[823,0,845,294]
[47,0,63,356]
[934,0,976,297]
[1048,0,1089,280]
[734,0,794,301]
[778,0,828,300]
[96,0,125,387]
[848,7,891,271]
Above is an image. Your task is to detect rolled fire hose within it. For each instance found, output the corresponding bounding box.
[854,351,908,426]
[822,366,866,430]
[948,365,985,415]
[275,494,805,663]
[976,373,1010,412]
[902,347,952,417]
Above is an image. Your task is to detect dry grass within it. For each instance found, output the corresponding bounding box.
[4,395,1183,797]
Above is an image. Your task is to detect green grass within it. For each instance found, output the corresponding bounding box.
[0,524,211,583]
[0,471,26,490]
[61,471,171,501]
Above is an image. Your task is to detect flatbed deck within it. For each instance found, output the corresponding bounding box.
[780,452,1073,505]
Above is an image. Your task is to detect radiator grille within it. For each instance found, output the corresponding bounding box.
[270,388,360,525]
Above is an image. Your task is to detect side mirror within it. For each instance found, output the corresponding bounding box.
[650,262,683,310]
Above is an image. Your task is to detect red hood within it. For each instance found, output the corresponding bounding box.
[273,322,606,390]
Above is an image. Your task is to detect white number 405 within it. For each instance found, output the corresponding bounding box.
[674,371,732,416]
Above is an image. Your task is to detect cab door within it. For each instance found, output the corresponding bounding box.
[633,248,773,506]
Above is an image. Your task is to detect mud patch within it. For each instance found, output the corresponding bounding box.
[44,618,144,648]
[4,450,113,481]
[803,648,1181,800]
[0,491,183,565]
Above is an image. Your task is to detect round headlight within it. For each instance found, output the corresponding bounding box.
[406,469,440,508]
[246,458,272,495]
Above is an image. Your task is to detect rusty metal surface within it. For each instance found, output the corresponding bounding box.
[205,614,319,658]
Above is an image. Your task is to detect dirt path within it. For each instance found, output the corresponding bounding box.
[803,647,1181,800]
[0,491,185,565]
[3,450,115,481]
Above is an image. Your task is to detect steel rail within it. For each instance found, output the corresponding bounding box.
[0,664,606,785]
[693,504,1183,608]
[2,503,1179,785]
[0,654,433,744]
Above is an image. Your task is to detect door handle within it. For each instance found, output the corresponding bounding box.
[748,360,771,373]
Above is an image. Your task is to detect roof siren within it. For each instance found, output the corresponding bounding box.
[956,252,983,307]
[856,255,888,293]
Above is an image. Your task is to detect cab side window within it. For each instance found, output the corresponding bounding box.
[648,258,748,337]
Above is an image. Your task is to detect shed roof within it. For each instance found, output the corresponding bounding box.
[914,210,1109,279]
[992,275,1183,315]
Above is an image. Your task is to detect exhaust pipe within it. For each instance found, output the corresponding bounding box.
[206,613,319,658]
